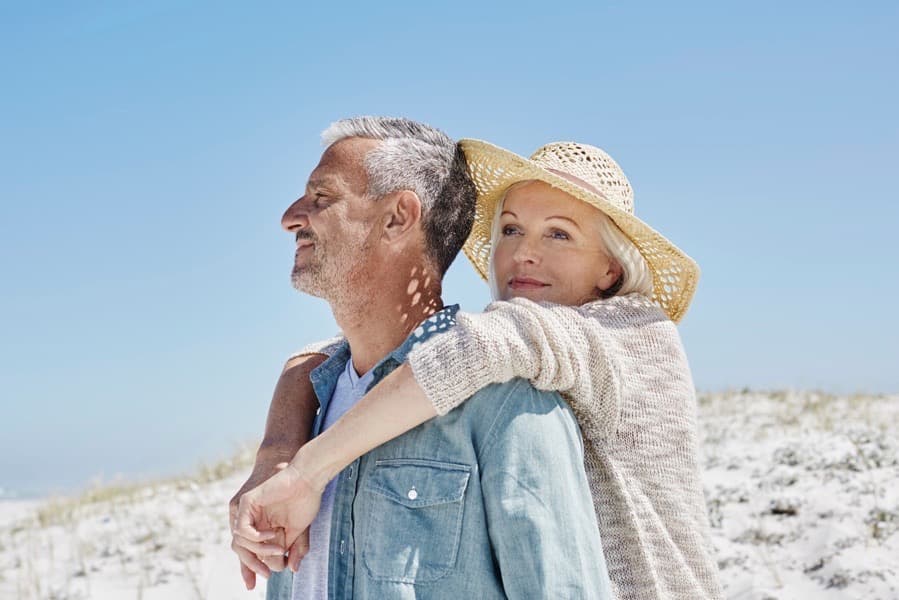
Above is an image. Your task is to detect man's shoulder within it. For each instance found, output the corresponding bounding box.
[468,377,564,404]
[451,379,583,463]
[456,378,574,428]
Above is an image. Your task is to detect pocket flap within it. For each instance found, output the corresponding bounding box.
[366,459,471,508]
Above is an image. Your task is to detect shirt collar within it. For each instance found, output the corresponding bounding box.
[312,304,460,389]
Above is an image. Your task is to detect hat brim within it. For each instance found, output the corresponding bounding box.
[459,139,700,323]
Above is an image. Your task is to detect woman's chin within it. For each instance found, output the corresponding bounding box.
[504,288,555,304]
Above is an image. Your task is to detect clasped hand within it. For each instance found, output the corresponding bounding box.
[229,462,324,590]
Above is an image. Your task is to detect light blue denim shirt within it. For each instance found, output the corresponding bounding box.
[268,305,611,600]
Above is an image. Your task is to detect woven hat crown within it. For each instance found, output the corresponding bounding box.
[529,142,635,214]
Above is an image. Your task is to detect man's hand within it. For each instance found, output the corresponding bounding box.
[229,462,293,589]
[227,352,328,589]
[234,461,325,572]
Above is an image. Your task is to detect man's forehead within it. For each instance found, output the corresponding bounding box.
[309,137,379,191]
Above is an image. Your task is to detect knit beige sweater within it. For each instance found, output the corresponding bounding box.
[403,294,723,600]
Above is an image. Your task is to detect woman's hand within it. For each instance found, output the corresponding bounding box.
[233,455,329,572]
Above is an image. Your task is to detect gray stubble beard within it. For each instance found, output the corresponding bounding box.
[289,236,373,306]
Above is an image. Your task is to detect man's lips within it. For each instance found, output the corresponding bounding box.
[508,276,549,290]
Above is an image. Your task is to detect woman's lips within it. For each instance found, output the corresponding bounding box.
[508,277,549,290]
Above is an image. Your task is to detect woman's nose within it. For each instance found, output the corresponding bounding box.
[512,236,541,264]
[281,196,310,232]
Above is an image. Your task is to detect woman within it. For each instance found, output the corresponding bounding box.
[235,140,723,600]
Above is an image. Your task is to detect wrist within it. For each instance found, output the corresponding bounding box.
[290,440,341,493]
[253,446,295,475]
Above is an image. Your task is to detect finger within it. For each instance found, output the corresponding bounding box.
[240,561,256,590]
[260,527,287,571]
[263,529,287,572]
[288,529,311,573]
[231,534,285,557]
[234,496,280,542]
[232,543,271,580]
[263,553,287,572]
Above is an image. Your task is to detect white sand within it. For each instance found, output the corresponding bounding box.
[2,390,897,599]
[0,469,266,600]
[701,391,898,599]
[0,499,42,529]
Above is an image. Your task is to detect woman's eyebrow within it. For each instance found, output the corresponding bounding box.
[500,210,518,218]
[545,215,582,230]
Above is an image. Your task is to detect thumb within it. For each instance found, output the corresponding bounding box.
[235,494,279,543]
[288,528,311,573]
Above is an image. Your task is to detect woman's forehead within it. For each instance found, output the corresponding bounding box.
[502,180,602,221]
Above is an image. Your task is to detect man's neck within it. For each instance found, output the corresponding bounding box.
[330,265,444,375]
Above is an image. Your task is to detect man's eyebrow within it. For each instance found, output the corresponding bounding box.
[307,175,341,189]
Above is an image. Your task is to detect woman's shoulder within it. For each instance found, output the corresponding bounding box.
[579,294,674,334]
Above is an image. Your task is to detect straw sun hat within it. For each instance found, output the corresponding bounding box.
[459,139,700,323]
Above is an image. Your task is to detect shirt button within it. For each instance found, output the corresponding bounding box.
[407,488,418,500]
[339,539,346,555]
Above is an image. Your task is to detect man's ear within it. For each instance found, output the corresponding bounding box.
[382,190,422,242]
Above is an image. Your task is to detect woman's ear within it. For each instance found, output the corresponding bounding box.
[597,257,624,295]
[382,190,422,241]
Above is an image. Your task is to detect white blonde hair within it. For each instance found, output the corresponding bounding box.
[487,183,654,302]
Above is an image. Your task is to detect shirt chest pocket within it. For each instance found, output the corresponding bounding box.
[362,459,471,583]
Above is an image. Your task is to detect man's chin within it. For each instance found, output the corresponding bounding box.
[291,270,326,298]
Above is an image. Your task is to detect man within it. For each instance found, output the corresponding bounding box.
[231,117,610,599]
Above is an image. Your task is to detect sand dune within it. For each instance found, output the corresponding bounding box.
[2,390,896,599]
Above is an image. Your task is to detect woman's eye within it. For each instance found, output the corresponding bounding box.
[549,229,570,240]
[501,225,520,236]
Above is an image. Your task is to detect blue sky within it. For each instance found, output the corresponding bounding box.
[1,1,896,496]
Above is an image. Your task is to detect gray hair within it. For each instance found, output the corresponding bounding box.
[487,186,654,302]
[321,117,476,275]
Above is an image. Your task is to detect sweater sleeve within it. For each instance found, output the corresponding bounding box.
[407,298,621,444]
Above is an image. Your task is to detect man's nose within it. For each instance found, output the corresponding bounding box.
[281,196,310,232]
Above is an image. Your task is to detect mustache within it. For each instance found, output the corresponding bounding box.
[295,231,317,243]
